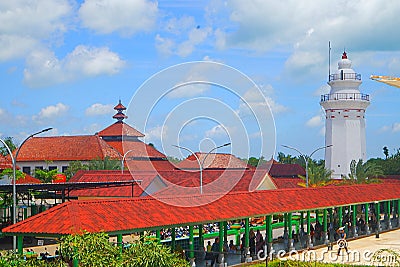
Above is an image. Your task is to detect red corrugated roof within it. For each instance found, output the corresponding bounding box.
[272,177,303,189]
[177,153,250,169]
[97,122,144,138]
[3,183,400,236]
[15,136,120,162]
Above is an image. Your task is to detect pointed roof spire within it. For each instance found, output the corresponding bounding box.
[342,50,347,59]
[112,100,128,122]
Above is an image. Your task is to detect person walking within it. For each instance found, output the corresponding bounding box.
[210,237,220,267]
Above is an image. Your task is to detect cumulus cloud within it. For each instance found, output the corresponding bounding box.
[32,103,69,124]
[205,125,228,138]
[379,122,400,133]
[211,0,400,79]
[156,15,212,57]
[306,115,323,127]
[85,103,114,116]
[0,0,72,61]
[238,84,288,117]
[79,0,158,36]
[24,46,126,88]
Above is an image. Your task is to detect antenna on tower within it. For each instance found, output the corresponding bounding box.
[328,41,331,80]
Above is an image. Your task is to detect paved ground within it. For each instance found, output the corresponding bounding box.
[279,229,400,266]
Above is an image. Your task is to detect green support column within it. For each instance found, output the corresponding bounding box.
[376,202,381,234]
[338,206,343,227]
[287,213,293,251]
[266,215,272,254]
[244,218,250,260]
[171,228,176,251]
[300,212,304,232]
[117,234,123,253]
[189,225,195,264]
[156,229,161,243]
[223,221,228,246]
[329,208,333,225]
[306,211,312,248]
[284,213,288,233]
[352,204,358,237]
[365,203,370,234]
[17,235,23,255]
[398,199,400,226]
[199,224,203,249]
[219,222,224,264]
[387,201,392,229]
[73,247,79,267]
[315,210,319,223]
[31,204,37,216]
[323,209,328,243]
[23,208,28,220]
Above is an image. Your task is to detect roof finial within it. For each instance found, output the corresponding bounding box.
[342,48,347,59]
[113,100,127,122]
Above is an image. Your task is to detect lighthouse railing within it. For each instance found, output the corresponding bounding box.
[320,93,369,102]
[329,73,361,81]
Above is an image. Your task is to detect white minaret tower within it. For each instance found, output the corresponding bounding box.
[320,51,370,179]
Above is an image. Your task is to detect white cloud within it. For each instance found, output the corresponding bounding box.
[211,0,400,79]
[32,103,69,124]
[24,46,126,88]
[238,84,288,117]
[392,122,400,133]
[205,125,228,138]
[306,115,323,128]
[79,0,158,36]
[85,103,114,116]
[0,0,72,61]
[156,15,211,57]
[145,125,167,142]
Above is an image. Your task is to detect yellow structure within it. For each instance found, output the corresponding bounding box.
[370,75,400,88]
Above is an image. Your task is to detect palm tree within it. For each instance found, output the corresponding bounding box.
[298,159,332,187]
[347,159,384,184]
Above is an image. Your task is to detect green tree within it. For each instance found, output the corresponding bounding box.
[348,159,384,184]
[64,161,89,180]
[383,146,389,159]
[298,160,332,187]
[247,156,267,167]
[121,238,189,267]
[0,137,17,156]
[0,168,26,181]
[88,156,120,170]
[34,169,59,183]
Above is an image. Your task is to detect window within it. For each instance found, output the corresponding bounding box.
[49,166,57,171]
[35,166,43,171]
[22,167,31,175]
[62,166,68,173]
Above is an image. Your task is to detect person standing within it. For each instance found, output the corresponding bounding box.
[211,237,220,266]
[336,227,348,255]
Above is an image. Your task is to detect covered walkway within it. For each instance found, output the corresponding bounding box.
[2,182,400,266]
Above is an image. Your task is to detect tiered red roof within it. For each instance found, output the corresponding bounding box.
[177,153,250,169]
[16,136,120,161]
[97,122,144,138]
[3,183,400,236]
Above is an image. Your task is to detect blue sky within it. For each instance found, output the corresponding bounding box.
[1,0,400,161]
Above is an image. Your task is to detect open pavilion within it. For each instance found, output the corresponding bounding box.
[2,181,400,266]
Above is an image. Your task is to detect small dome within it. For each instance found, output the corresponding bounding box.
[338,51,352,69]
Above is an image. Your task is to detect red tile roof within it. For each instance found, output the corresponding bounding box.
[272,177,304,189]
[97,122,144,138]
[15,136,120,162]
[68,170,157,198]
[106,140,166,159]
[0,155,12,169]
[3,183,400,236]
[17,174,41,184]
[177,153,250,169]
[268,161,306,178]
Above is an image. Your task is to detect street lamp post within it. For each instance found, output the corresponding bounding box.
[121,149,135,174]
[173,142,231,194]
[0,127,52,252]
[281,144,332,188]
